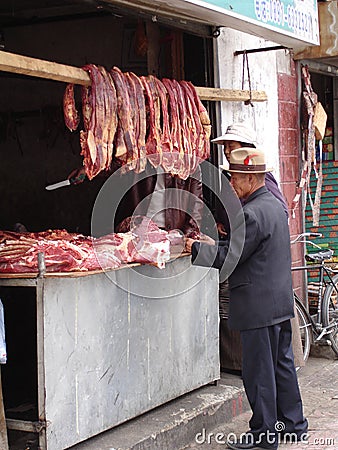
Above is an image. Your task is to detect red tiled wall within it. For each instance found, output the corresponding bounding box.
[278,60,306,299]
[306,161,338,263]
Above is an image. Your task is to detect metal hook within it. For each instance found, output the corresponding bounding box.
[212,26,221,38]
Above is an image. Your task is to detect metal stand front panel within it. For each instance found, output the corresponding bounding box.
[41,257,219,449]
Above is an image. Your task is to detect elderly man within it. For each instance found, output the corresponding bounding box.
[212,122,304,374]
[185,148,308,450]
[212,122,288,229]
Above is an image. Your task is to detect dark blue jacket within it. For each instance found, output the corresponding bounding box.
[192,186,294,330]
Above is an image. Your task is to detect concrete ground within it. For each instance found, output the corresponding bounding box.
[183,348,338,450]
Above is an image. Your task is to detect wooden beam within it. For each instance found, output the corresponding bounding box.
[6,418,43,433]
[0,50,91,86]
[195,86,267,102]
[0,50,267,102]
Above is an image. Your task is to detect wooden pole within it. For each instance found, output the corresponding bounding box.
[0,50,267,102]
[195,86,267,102]
[0,50,90,86]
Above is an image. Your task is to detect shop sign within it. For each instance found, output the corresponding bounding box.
[186,0,319,45]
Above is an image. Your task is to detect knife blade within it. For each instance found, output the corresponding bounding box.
[46,172,86,190]
[45,179,71,190]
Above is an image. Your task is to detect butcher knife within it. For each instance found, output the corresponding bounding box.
[45,173,86,190]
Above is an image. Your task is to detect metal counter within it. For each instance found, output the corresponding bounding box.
[1,256,219,449]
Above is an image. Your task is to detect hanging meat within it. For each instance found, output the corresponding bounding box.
[110,67,138,172]
[140,75,162,168]
[179,80,201,173]
[154,78,173,173]
[183,80,211,160]
[161,78,185,176]
[79,64,119,179]
[125,71,147,173]
[172,79,193,180]
[63,84,80,131]
[62,66,211,180]
[98,66,118,171]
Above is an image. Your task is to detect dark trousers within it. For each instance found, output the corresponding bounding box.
[241,320,308,447]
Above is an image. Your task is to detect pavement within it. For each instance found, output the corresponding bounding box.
[68,344,338,450]
[182,348,338,450]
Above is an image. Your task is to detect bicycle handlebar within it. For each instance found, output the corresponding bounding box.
[290,232,322,245]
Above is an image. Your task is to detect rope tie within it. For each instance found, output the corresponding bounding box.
[242,51,254,107]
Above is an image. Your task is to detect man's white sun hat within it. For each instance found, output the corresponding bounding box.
[212,122,257,146]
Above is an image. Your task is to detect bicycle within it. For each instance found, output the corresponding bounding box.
[291,232,338,364]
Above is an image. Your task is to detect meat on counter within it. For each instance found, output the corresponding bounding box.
[0,217,181,274]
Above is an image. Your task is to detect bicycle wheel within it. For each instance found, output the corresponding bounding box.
[322,273,338,356]
[294,295,312,364]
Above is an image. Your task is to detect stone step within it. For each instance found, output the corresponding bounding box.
[70,373,249,450]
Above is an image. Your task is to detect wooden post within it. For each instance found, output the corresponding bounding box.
[146,21,160,77]
[0,369,9,450]
[171,30,184,80]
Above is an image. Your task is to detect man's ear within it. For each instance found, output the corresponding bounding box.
[247,173,255,184]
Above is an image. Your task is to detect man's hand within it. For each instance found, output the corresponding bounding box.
[184,238,197,254]
[217,223,227,238]
[185,234,215,254]
[68,166,86,185]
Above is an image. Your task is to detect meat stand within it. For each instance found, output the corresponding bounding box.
[0,255,219,450]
